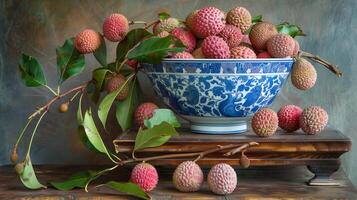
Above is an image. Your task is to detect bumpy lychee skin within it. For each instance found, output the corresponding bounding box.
[192,48,205,58]
[241,35,252,45]
[105,74,129,100]
[300,106,328,135]
[291,58,317,90]
[252,108,279,137]
[173,161,204,192]
[102,13,129,42]
[293,40,300,56]
[172,52,194,59]
[226,7,252,33]
[185,10,198,30]
[218,25,244,48]
[257,51,271,58]
[249,22,278,51]
[134,102,159,127]
[154,17,181,34]
[74,29,101,54]
[231,45,257,59]
[278,105,303,132]
[171,28,197,52]
[191,7,226,38]
[201,36,230,59]
[208,163,237,195]
[267,33,296,58]
[130,163,158,192]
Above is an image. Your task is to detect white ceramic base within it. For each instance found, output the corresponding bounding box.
[182,116,249,134]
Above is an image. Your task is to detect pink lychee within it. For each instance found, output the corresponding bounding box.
[257,51,271,58]
[201,36,230,59]
[74,29,101,54]
[102,13,129,42]
[172,52,194,59]
[218,25,244,48]
[134,102,159,127]
[191,7,226,38]
[300,106,328,135]
[171,27,197,52]
[130,163,158,192]
[277,105,303,132]
[252,108,279,137]
[231,45,257,59]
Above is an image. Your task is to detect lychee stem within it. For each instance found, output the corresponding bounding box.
[44,85,59,96]
[224,142,259,156]
[129,21,147,25]
[144,20,159,30]
[299,51,342,77]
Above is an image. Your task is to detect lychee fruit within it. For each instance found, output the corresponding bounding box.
[59,102,69,113]
[226,7,252,33]
[192,48,205,58]
[208,163,237,195]
[300,106,328,135]
[291,58,317,90]
[241,34,252,45]
[267,33,296,58]
[172,52,194,59]
[157,31,170,38]
[134,102,159,127]
[277,105,303,132]
[173,161,204,192]
[249,22,278,51]
[154,17,181,34]
[102,13,129,42]
[293,40,300,56]
[130,163,158,192]
[126,60,138,70]
[191,7,226,38]
[231,45,257,59]
[185,10,198,30]
[251,108,279,137]
[74,29,101,54]
[257,51,271,58]
[218,25,244,48]
[201,36,230,59]
[105,74,129,100]
[171,27,197,52]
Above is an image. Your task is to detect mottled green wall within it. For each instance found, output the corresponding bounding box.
[1,0,356,185]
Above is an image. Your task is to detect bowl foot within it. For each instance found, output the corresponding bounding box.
[190,121,247,134]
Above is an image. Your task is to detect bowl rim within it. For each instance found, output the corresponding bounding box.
[161,58,294,62]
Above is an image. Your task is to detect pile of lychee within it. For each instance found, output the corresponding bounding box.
[251,105,329,137]
[130,161,238,195]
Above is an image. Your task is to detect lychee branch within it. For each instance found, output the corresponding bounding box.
[143,20,159,30]
[129,21,147,25]
[119,142,258,165]
[224,142,259,156]
[299,51,343,77]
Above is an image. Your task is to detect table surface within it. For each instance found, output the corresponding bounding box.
[1,165,356,199]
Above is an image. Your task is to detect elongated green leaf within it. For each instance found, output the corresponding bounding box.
[56,38,85,83]
[127,36,185,64]
[116,78,141,131]
[277,22,306,38]
[134,122,178,151]
[116,29,152,62]
[144,109,180,129]
[19,54,47,87]
[252,15,263,23]
[83,109,114,162]
[77,96,98,151]
[19,156,46,189]
[158,12,170,21]
[89,68,110,103]
[77,94,84,124]
[104,181,150,200]
[50,171,97,190]
[93,34,107,66]
[98,74,134,129]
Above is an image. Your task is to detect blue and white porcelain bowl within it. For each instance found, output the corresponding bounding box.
[142,58,294,134]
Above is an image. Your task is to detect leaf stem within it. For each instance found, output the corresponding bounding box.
[26,111,47,156]
[44,85,58,96]
[84,165,119,192]
[14,118,33,150]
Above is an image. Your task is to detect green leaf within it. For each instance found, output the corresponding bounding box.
[83,109,114,162]
[277,22,306,38]
[116,78,141,131]
[158,12,170,21]
[93,34,107,66]
[77,94,84,124]
[89,68,110,103]
[77,96,98,151]
[50,171,97,190]
[19,156,46,189]
[19,54,47,87]
[127,36,185,64]
[134,122,178,151]
[252,15,263,23]
[98,74,134,129]
[104,181,150,200]
[116,29,152,62]
[144,109,180,129]
[56,38,85,83]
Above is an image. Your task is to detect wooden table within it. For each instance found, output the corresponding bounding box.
[0,165,356,199]
[115,128,351,186]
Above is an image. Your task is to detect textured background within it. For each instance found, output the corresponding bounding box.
[0,0,356,185]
